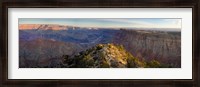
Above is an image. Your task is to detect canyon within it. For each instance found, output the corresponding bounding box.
[19,24,181,68]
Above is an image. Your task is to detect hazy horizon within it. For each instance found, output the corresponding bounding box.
[19,18,181,30]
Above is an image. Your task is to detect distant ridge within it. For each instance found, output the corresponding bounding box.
[19,24,181,31]
[19,24,68,30]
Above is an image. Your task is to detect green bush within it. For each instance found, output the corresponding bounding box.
[116,44,125,51]
[146,60,161,68]
[96,44,103,50]
[100,61,110,68]
[127,57,136,68]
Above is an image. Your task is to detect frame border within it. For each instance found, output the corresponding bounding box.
[1,0,199,87]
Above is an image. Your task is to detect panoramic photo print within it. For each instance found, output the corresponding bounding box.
[19,18,181,68]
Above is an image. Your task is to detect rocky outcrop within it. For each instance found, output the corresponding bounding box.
[63,43,148,68]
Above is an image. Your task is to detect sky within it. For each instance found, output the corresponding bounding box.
[19,18,181,29]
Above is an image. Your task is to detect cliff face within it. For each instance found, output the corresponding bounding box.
[19,24,41,30]
[113,29,181,67]
[19,38,84,68]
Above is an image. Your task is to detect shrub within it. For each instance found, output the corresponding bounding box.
[96,44,103,50]
[100,61,110,68]
[127,57,136,68]
[62,55,69,63]
[146,60,161,68]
